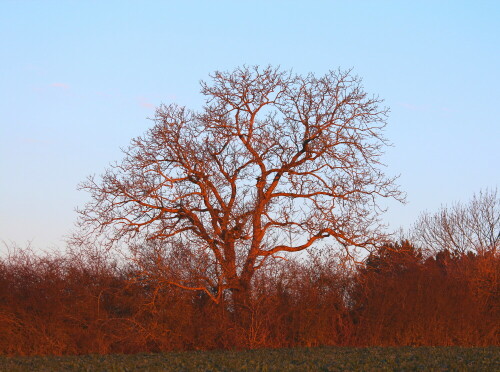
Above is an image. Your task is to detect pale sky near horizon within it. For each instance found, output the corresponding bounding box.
[1,1,499,251]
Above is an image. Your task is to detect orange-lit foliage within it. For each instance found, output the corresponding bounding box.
[0,242,498,356]
[351,241,499,346]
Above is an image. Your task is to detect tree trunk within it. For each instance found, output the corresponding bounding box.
[230,279,252,328]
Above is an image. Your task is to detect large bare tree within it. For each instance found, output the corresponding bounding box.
[76,66,403,311]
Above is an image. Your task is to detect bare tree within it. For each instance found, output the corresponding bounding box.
[413,188,500,255]
[75,66,403,313]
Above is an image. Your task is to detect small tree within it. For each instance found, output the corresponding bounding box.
[76,66,403,315]
[364,240,422,274]
[413,189,499,255]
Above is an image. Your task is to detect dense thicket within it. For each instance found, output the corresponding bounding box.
[0,241,497,356]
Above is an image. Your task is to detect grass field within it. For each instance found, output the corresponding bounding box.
[1,347,498,371]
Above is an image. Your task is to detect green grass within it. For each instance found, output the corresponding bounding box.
[1,347,498,371]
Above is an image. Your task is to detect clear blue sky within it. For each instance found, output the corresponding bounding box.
[1,1,499,251]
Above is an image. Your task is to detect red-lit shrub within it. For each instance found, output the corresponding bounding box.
[350,241,499,346]
[0,241,497,355]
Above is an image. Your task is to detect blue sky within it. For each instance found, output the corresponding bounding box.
[1,1,499,250]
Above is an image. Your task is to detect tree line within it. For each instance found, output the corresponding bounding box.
[1,190,498,355]
[1,66,497,355]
